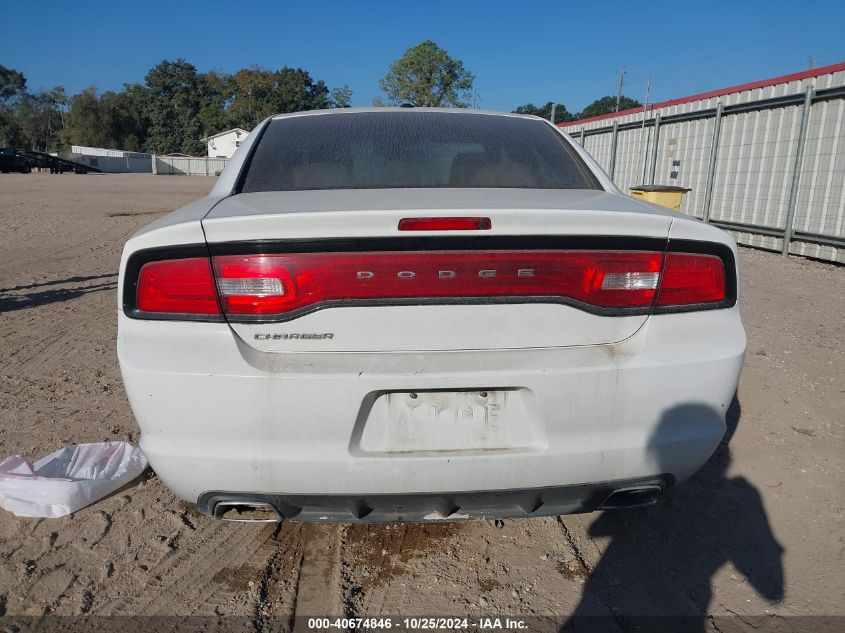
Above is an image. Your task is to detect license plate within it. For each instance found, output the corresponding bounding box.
[357,389,543,453]
[389,390,506,427]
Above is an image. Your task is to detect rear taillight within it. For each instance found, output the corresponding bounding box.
[210,251,664,316]
[128,248,730,320]
[212,255,292,314]
[136,258,220,315]
[657,253,726,306]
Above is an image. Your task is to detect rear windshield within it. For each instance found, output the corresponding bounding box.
[238,111,601,192]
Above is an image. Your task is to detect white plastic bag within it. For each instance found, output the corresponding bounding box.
[0,441,148,518]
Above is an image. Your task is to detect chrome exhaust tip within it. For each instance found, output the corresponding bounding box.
[213,500,282,523]
[600,485,662,510]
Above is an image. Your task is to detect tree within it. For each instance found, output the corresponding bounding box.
[330,85,353,108]
[3,58,342,153]
[274,66,330,113]
[226,66,332,130]
[112,83,150,151]
[63,87,148,151]
[578,95,641,119]
[143,59,208,154]
[226,67,277,129]
[63,87,105,147]
[0,65,27,146]
[513,101,574,124]
[197,70,233,139]
[0,65,27,103]
[379,40,474,107]
[12,87,67,151]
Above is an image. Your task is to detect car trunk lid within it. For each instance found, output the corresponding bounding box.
[201,189,672,352]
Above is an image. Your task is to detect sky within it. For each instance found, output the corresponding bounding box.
[4,0,844,113]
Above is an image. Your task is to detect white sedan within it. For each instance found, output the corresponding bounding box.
[117,108,745,523]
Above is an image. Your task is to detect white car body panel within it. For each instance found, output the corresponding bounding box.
[118,305,743,499]
[117,108,745,521]
[198,189,674,352]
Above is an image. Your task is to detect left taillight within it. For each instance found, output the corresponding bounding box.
[657,253,726,306]
[136,258,221,315]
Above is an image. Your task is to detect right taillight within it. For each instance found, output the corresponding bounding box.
[657,253,726,306]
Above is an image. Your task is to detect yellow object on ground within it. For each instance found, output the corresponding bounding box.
[630,185,692,211]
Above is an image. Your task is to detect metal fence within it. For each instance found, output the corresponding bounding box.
[562,69,845,263]
[60,152,153,173]
[153,156,229,176]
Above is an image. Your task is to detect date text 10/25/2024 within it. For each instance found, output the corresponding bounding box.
[306,618,529,630]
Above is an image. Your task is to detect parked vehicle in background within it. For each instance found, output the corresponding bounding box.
[0,147,33,173]
[117,109,745,523]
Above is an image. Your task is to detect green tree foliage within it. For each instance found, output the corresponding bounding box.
[0,65,27,103]
[274,66,331,112]
[226,66,332,130]
[197,70,233,140]
[514,96,642,124]
[3,59,349,153]
[8,87,67,151]
[578,95,642,119]
[379,40,474,107]
[330,85,353,108]
[63,87,147,151]
[0,65,27,146]
[62,87,102,147]
[225,67,277,130]
[513,101,574,124]
[1,58,350,154]
[142,59,209,155]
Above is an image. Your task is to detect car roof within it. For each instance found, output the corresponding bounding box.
[270,108,545,122]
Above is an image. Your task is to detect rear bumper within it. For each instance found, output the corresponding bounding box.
[118,306,744,508]
[197,475,673,522]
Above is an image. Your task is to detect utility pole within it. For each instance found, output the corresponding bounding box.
[807,56,815,70]
[615,68,627,112]
[639,76,652,183]
[473,88,479,109]
[550,103,556,123]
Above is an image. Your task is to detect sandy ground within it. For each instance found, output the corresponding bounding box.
[0,174,842,630]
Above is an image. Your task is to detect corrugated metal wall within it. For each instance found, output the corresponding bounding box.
[64,146,228,177]
[154,156,229,176]
[793,97,845,261]
[60,152,153,173]
[562,64,845,263]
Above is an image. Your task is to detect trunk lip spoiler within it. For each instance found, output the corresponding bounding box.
[205,235,668,255]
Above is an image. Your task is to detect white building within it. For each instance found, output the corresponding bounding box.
[204,128,250,158]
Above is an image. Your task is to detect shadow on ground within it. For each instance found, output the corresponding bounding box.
[563,397,784,632]
[0,275,116,312]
